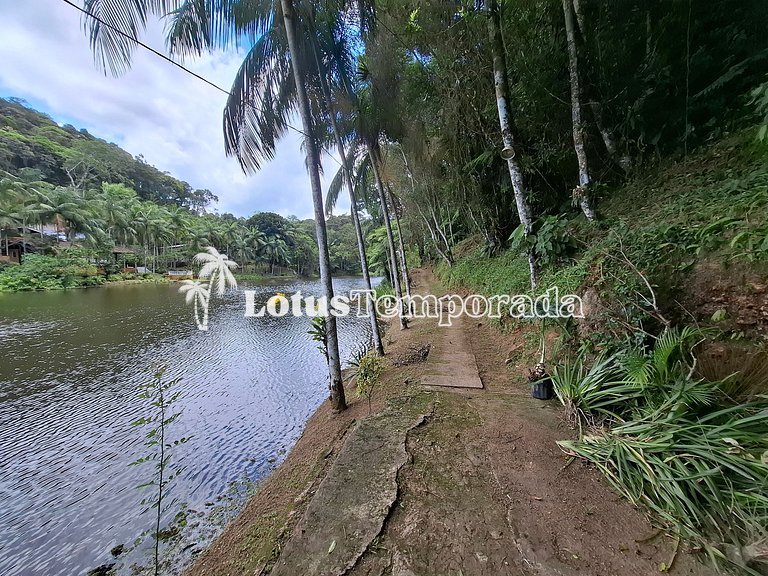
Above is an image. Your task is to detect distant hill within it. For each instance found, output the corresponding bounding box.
[0,97,216,211]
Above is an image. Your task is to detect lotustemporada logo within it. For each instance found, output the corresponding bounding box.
[180,248,584,331]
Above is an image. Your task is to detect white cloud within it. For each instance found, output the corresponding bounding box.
[0,0,349,219]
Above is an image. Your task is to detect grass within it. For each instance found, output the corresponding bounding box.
[436,132,768,574]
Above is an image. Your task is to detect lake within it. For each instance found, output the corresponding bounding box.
[0,277,375,575]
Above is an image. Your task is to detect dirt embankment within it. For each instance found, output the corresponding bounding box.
[186,269,711,576]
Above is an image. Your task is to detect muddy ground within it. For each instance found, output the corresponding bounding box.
[186,269,711,576]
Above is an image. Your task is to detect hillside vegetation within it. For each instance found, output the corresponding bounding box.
[0,97,215,209]
[0,99,366,290]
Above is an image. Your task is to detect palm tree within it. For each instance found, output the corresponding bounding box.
[178,279,210,331]
[328,137,408,330]
[186,225,211,256]
[82,0,357,411]
[194,246,237,296]
[99,186,137,246]
[0,175,23,257]
[311,19,385,353]
[262,234,291,275]
[36,187,90,241]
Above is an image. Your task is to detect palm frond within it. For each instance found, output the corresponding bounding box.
[325,164,345,215]
[83,0,175,75]
[223,25,296,172]
[165,0,278,58]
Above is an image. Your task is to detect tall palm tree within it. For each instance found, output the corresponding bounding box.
[310,19,385,354]
[99,188,137,246]
[328,138,408,330]
[82,0,359,411]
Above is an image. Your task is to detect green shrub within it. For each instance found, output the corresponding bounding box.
[0,251,102,292]
[350,350,383,415]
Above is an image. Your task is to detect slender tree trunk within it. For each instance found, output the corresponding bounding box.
[485,0,538,289]
[571,0,631,171]
[369,147,407,329]
[418,207,452,266]
[314,51,385,356]
[563,0,596,221]
[398,144,452,266]
[384,237,396,286]
[281,0,346,411]
[388,186,413,314]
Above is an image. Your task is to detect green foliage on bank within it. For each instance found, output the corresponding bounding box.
[437,133,768,574]
[0,251,102,291]
[0,249,165,292]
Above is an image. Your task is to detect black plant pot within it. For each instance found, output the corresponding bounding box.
[530,378,554,400]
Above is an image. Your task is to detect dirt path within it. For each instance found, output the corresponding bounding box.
[421,313,483,389]
[270,397,433,576]
[186,269,712,576]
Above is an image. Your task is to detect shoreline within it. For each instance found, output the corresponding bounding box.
[0,272,336,294]
[182,268,709,576]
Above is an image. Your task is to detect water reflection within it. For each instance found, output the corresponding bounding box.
[0,277,374,575]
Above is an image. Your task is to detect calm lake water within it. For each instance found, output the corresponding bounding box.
[0,277,375,576]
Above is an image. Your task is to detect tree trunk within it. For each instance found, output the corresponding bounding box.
[281,0,346,411]
[486,0,538,289]
[370,147,407,329]
[388,186,413,314]
[563,0,596,221]
[314,48,385,356]
[571,0,631,171]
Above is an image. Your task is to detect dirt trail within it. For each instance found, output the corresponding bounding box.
[421,313,483,389]
[186,269,712,576]
[270,398,433,576]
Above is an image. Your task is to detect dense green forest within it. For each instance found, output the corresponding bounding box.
[4,0,768,572]
[0,97,217,209]
[0,97,368,290]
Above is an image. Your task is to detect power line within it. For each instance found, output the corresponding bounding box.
[58,0,342,167]
[60,0,232,95]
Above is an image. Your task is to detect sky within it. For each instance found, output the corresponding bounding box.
[0,0,347,219]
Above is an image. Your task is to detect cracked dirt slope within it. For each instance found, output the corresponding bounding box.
[185,269,712,576]
[269,395,434,576]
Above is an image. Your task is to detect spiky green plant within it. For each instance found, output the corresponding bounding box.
[555,327,768,573]
[550,352,639,427]
[551,327,713,427]
[559,401,768,573]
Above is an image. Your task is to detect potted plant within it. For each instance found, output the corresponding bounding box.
[528,320,554,400]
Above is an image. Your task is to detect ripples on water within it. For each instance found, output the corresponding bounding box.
[0,278,375,575]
